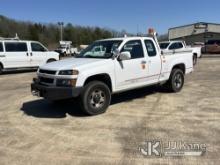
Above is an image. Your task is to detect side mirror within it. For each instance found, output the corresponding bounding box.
[118,51,131,61]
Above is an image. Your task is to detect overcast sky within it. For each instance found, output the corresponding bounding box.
[0,0,220,34]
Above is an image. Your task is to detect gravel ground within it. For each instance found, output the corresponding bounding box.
[0,57,219,165]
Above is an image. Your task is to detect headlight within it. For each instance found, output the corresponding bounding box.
[56,79,77,87]
[58,70,79,75]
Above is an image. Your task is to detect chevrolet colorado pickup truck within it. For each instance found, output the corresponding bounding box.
[159,40,202,65]
[31,33,193,115]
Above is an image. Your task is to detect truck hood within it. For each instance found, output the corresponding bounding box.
[40,57,108,71]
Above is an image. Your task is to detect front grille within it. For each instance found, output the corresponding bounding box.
[39,69,56,75]
[39,77,54,84]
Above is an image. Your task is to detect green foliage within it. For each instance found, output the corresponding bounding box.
[0,15,114,48]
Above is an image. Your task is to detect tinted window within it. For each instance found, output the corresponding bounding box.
[5,42,27,52]
[160,43,169,49]
[0,42,3,52]
[121,40,144,59]
[145,40,157,57]
[207,40,220,45]
[169,42,183,50]
[31,43,46,52]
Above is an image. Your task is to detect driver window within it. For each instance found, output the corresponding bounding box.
[31,43,47,52]
[169,43,177,50]
[0,42,3,52]
[121,40,144,59]
[169,42,183,50]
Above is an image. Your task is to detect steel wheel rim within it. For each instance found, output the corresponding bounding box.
[89,89,106,109]
[174,73,182,89]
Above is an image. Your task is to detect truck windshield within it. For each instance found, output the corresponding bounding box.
[77,40,122,59]
[160,43,170,49]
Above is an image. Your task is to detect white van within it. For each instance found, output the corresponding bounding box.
[0,38,59,74]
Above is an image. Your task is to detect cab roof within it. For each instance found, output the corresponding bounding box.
[98,36,153,42]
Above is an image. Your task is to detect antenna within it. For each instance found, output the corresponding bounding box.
[137,24,139,36]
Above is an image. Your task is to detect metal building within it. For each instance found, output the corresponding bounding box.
[169,22,220,45]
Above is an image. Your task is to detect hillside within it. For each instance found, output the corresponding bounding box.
[0,15,117,49]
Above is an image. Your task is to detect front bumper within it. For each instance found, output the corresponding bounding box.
[31,82,83,101]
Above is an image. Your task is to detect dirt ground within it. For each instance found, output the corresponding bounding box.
[0,57,219,165]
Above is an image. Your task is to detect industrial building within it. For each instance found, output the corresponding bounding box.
[169,22,220,45]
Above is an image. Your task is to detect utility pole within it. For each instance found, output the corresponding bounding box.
[58,22,64,41]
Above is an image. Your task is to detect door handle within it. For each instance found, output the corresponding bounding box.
[0,55,6,57]
[26,52,29,56]
[30,52,33,56]
[141,60,147,64]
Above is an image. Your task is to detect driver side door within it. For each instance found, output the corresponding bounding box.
[30,42,48,67]
[114,40,149,91]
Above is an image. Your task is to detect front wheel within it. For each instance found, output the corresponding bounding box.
[166,69,184,92]
[79,81,111,115]
[0,65,2,75]
[0,65,3,74]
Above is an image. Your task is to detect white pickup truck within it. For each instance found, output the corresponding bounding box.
[0,38,59,74]
[159,41,202,65]
[55,41,78,56]
[31,34,193,115]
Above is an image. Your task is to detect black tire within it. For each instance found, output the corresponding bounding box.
[0,65,2,75]
[193,54,197,66]
[166,69,184,93]
[47,59,56,63]
[79,81,111,115]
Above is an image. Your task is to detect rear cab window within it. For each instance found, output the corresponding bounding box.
[144,40,157,57]
[0,42,3,52]
[5,42,28,52]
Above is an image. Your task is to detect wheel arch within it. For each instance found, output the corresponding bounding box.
[172,63,186,74]
[84,74,113,92]
[46,58,57,63]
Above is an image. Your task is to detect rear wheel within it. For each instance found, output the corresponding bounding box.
[0,65,3,75]
[166,69,184,92]
[80,81,111,115]
[193,54,197,65]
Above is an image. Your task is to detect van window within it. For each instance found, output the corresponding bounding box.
[145,40,157,57]
[121,40,144,59]
[0,42,3,52]
[5,42,27,52]
[31,43,47,52]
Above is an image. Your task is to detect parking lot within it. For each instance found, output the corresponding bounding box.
[0,57,219,164]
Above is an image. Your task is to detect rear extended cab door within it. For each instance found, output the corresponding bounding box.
[3,41,30,68]
[143,39,162,84]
